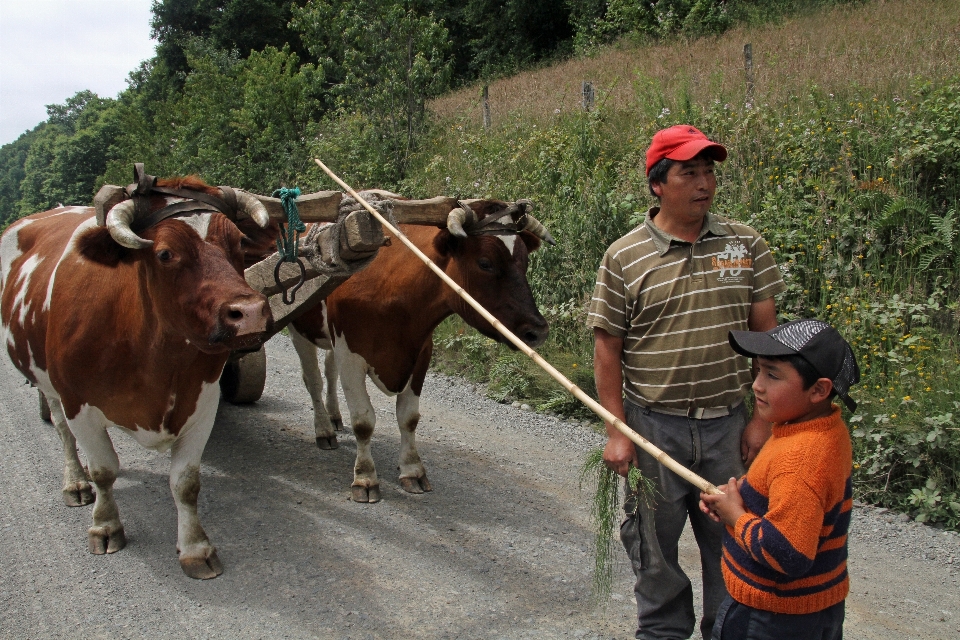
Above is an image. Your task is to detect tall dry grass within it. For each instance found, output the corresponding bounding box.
[430,0,960,124]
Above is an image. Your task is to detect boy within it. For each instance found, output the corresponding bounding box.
[700,318,860,640]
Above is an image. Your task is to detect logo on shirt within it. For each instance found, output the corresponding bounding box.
[712,241,752,283]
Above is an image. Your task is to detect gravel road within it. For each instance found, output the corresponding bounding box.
[1,333,958,639]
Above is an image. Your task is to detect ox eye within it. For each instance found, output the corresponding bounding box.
[478,257,494,272]
[156,249,174,263]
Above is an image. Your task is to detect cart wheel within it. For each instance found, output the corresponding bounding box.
[39,390,52,423]
[220,347,267,404]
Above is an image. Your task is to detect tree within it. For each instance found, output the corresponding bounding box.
[0,127,40,228]
[150,0,311,83]
[292,0,452,181]
[17,92,121,214]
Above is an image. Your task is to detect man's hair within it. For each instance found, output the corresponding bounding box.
[764,354,836,399]
[647,158,675,197]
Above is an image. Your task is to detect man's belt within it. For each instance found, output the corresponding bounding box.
[639,401,742,420]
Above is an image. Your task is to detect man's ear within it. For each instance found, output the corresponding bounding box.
[810,378,834,403]
[650,181,663,198]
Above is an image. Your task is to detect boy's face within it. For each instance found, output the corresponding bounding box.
[753,357,830,425]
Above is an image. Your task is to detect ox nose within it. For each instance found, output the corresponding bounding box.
[221,298,270,337]
[519,318,549,348]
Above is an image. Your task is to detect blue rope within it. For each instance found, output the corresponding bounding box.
[273,187,304,262]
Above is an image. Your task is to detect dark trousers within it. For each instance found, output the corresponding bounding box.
[620,400,748,640]
[711,595,845,640]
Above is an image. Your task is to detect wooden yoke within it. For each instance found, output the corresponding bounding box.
[244,209,384,334]
[253,191,458,225]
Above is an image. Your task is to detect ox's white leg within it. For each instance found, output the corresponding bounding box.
[337,354,380,503]
[289,326,341,449]
[47,393,95,506]
[324,349,343,431]
[66,406,126,555]
[169,381,223,579]
[396,385,432,494]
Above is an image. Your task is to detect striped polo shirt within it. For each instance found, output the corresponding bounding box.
[587,207,785,411]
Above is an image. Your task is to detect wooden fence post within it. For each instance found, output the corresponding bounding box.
[743,43,755,105]
[482,85,491,130]
[582,81,595,111]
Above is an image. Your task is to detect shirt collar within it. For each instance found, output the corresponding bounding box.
[643,207,728,256]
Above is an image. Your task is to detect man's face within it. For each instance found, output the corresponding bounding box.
[651,156,716,220]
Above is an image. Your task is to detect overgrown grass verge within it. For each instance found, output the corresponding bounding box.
[416,1,960,531]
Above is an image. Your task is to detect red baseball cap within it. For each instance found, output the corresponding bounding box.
[645,125,728,175]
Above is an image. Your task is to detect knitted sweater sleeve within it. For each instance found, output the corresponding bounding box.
[730,474,825,577]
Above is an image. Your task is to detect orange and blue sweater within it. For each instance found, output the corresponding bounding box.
[722,406,852,614]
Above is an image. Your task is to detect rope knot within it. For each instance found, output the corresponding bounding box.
[273,187,304,262]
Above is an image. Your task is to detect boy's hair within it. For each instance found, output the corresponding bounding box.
[764,354,838,400]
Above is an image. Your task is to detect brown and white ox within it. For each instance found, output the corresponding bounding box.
[285,197,552,502]
[0,177,273,578]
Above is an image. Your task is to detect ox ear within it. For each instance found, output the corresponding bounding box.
[77,226,130,266]
[518,230,543,253]
[432,227,463,257]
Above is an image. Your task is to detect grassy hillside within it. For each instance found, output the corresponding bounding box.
[430,0,960,129]
[408,0,960,528]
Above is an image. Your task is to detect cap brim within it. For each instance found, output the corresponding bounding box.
[667,140,728,163]
[728,330,798,359]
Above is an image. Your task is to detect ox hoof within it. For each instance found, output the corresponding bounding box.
[351,485,381,503]
[332,417,343,432]
[88,525,126,555]
[179,549,224,580]
[399,476,433,494]
[63,483,95,507]
[316,435,339,450]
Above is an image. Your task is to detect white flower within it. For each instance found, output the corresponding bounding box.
[445,176,451,183]
[554,108,561,114]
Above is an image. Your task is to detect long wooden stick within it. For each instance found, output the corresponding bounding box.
[313,158,721,496]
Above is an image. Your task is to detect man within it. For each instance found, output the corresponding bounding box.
[587,124,785,640]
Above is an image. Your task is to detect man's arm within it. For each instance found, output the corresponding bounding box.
[741,296,778,466]
[594,327,637,477]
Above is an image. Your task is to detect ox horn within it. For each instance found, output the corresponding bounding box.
[234,189,270,227]
[446,201,478,239]
[105,199,153,249]
[516,200,556,246]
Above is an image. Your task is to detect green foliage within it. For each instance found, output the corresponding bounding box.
[890,80,960,201]
[0,128,39,228]
[16,92,121,215]
[292,0,452,181]
[103,43,323,193]
[150,0,310,84]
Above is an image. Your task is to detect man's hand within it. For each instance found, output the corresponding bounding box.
[594,328,635,476]
[740,414,771,467]
[603,429,639,477]
[700,477,747,527]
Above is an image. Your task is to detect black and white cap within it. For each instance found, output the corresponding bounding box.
[728,319,860,411]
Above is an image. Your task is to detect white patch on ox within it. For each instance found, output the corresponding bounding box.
[47,217,98,313]
[176,212,214,240]
[13,254,41,326]
[68,403,120,474]
[499,234,517,254]
[0,217,32,289]
[332,330,394,399]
